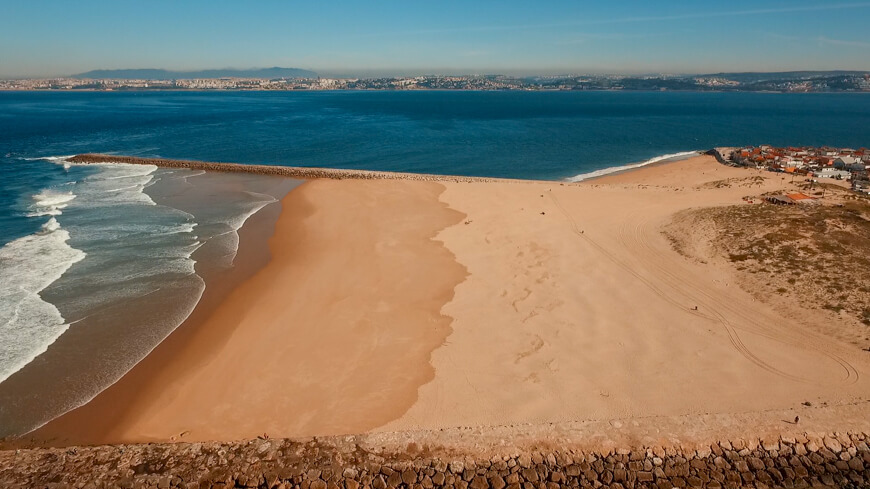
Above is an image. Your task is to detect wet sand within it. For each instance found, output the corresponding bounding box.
[18,173,298,445]
[22,154,870,447]
[29,179,466,444]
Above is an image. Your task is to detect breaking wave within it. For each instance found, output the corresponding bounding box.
[566,151,700,182]
[0,217,86,383]
[26,189,77,217]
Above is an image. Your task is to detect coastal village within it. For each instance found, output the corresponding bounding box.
[725,145,870,196]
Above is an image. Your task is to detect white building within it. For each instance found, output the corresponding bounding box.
[834,156,865,171]
[816,168,852,179]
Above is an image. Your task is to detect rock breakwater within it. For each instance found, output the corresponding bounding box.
[67,155,516,183]
[2,431,869,488]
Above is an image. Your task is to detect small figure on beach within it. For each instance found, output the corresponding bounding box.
[692,305,698,311]
[794,416,800,424]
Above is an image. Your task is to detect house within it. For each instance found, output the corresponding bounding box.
[777,156,807,168]
[786,192,818,204]
[833,156,859,169]
[765,195,795,205]
[815,168,852,179]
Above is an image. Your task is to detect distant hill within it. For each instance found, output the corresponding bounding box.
[72,67,318,80]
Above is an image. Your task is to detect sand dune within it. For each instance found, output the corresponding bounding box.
[30,155,870,445]
[384,156,867,434]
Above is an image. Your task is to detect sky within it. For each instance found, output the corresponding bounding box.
[2,0,870,78]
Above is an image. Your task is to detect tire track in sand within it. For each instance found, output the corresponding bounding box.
[620,213,858,386]
[547,193,858,386]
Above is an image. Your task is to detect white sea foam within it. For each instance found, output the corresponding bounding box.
[228,192,277,232]
[0,158,199,385]
[20,156,75,162]
[174,169,207,180]
[566,151,701,182]
[39,217,62,233]
[33,155,76,170]
[46,156,160,205]
[211,191,277,267]
[2,159,293,436]
[103,184,142,193]
[78,163,159,204]
[171,222,198,235]
[26,189,77,217]
[0,218,86,383]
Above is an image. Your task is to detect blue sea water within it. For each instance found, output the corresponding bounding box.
[1,90,869,435]
[0,159,294,437]
[3,90,870,245]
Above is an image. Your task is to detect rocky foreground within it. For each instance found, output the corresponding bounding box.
[2,431,869,489]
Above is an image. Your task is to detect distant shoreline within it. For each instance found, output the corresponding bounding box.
[4,87,870,93]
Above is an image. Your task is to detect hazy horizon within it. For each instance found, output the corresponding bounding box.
[3,1,870,78]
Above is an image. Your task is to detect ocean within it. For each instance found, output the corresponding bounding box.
[1,90,869,436]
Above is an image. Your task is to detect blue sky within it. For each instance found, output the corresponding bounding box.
[2,0,870,77]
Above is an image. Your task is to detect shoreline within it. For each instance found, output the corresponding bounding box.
[24,177,468,445]
[16,177,293,444]
[66,149,732,186]
[4,151,869,489]
[5,87,870,94]
[0,164,288,439]
[12,149,674,442]
[568,150,702,182]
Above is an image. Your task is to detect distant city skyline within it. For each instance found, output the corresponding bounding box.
[2,0,870,78]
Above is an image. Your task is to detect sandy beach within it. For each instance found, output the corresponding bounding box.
[26,154,870,449]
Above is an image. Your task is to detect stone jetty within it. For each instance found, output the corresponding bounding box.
[2,431,869,488]
[67,154,520,183]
